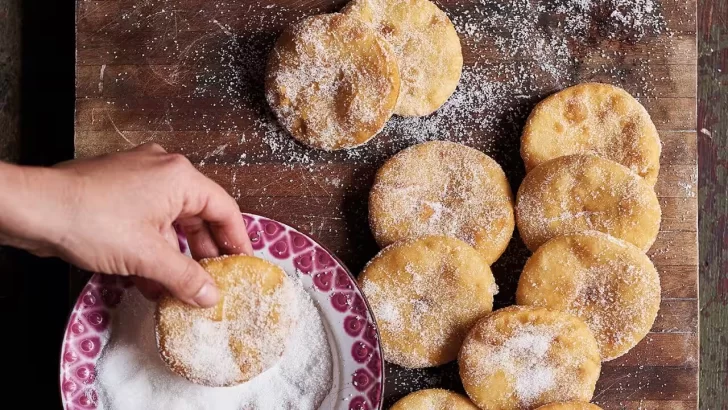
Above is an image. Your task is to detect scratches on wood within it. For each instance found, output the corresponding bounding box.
[98,64,106,93]
[74,0,702,407]
[105,110,135,147]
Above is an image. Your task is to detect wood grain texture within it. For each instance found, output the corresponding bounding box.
[698,0,728,408]
[74,0,699,407]
[0,0,20,163]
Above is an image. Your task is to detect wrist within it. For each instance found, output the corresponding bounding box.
[0,162,80,255]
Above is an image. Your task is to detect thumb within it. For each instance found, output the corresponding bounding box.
[133,239,220,308]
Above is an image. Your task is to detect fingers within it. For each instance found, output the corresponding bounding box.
[161,224,181,251]
[133,238,220,307]
[131,277,164,300]
[209,213,253,256]
[163,150,252,256]
[131,142,167,154]
[181,176,253,256]
[177,217,220,259]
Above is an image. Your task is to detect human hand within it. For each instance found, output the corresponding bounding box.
[0,143,252,307]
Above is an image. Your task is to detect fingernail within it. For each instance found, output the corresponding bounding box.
[193,282,220,308]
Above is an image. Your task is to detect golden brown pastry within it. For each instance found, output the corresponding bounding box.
[359,236,496,368]
[344,0,462,116]
[156,255,295,386]
[516,154,661,252]
[521,83,661,186]
[370,141,514,265]
[459,306,601,410]
[266,13,400,150]
[517,231,661,361]
[391,389,479,410]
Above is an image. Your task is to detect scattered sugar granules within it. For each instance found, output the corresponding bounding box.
[103,0,674,169]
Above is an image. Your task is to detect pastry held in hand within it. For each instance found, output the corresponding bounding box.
[155,255,296,387]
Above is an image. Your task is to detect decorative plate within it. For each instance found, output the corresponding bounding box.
[60,213,384,410]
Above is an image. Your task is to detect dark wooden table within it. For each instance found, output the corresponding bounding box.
[697,1,728,408]
[0,0,726,408]
[74,0,701,407]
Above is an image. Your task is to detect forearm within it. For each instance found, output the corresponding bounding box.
[0,161,74,254]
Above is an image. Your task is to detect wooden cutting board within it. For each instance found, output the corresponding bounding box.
[75,0,698,408]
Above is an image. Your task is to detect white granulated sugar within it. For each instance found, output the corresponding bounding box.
[110,0,672,170]
[603,0,667,41]
[377,300,404,332]
[380,63,524,150]
[96,286,332,410]
[362,280,404,333]
[159,276,296,387]
[509,331,552,357]
[474,325,558,406]
[324,177,342,188]
[178,319,242,386]
[515,366,555,403]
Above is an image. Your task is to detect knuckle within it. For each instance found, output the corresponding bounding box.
[147,143,165,152]
[139,142,166,153]
[180,219,205,236]
[166,153,192,170]
[123,256,148,279]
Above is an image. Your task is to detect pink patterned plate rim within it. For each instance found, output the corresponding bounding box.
[59,213,384,410]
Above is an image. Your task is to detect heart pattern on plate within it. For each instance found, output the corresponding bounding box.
[60,213,384,410]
